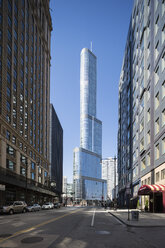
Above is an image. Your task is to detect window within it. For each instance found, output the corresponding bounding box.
[162,137,165,154]
[7,87,11,97]
[141,157,146,171]
[8,15,11,27]
[7,44,11,55]
[155,143,160,160]
[31,162,35,170]
[8,0,12,13]
[7,58,11,70]
[12,136,16,144]
[155,92,159,109]
[14,16,18,27]
[147,153,150,166]
[161,169,165,180]
[6,130,10,140]
[162,109,165,126]
[20,154,27,164]
[148,177,151,184]
[7,72,11,84]
[38,167,41,174]
[162,24,165,45]
[162,52,165,72]
[8,29,12,41]
[155,66,159,85]
[14,29,17,40]
[155,40,159,59]
[7,144,16,156]
[140,118,144,132]
[162,81,165,99]
[38,176,41,183]
[147,131,150,145]
[13,82,17,92]
[6,101,11,111]
[155,118,160,135]
[156,172,160,182]
[20,167,26,176]
[140,137,144,151]
[147,108,150,122]
[6,159,15,171]
[14,43,17,53]
[31,172,35,180]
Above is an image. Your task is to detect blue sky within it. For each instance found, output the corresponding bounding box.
[50,0,133,182]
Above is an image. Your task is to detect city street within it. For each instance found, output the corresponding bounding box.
[0,207,165,248]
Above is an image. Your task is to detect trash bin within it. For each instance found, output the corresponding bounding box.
[131,211,139,221]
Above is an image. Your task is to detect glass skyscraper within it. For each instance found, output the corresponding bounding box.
[73,48,106,202]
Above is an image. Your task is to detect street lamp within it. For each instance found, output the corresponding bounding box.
[25,158,28,204]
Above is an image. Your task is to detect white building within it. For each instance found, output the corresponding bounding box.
[102,157,118,200]
[63,176,67,196]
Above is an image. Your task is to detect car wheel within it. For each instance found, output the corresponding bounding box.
[9,209,14,215]
[22,208,26,213]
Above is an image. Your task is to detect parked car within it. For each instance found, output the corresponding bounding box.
[26,204,41,212]
[0,201,27,215]
[42,202,54,210]
[54,202,61,209]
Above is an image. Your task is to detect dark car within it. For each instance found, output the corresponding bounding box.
[54,202,61,209]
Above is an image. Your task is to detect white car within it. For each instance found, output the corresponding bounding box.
[42,202,54,210]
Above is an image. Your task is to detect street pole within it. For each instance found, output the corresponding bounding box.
[114,156,116,201]
[25,159,28,204]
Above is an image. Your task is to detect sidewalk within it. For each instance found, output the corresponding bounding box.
[108,209,165,227]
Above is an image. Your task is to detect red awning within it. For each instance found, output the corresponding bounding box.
[138,184,165,195]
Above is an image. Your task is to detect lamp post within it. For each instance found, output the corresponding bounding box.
[25,159,28,204]
[114,155,117,201]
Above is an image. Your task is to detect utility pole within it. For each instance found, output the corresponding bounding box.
[114,156,117,201]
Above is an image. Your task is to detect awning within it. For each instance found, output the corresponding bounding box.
[138,184,165,195]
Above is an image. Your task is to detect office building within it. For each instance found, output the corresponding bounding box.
[49,104,63,201]
[118,0,165,211]
[0,0,55,205]
[102,157,118,201]
[73,48,107,202]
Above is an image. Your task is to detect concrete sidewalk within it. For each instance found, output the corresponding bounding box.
[108,209,165,227]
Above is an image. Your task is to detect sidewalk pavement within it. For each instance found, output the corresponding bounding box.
[108,209,165,227]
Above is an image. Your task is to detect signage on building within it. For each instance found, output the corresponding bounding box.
[0,184,5,191]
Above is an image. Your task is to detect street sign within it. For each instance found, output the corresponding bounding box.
[0,184,5,191]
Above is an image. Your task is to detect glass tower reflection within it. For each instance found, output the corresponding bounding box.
[73,48,107,201]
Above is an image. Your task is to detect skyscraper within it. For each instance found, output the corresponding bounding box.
[49,104,63,201]
[0,0,55,205]
[102,157,118,201]
[73,48,106,202]
[118,0,165,211]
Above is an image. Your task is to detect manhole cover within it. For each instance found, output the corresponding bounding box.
[21,237,43,244]
[96,231,111,235]
[0,234,12,238]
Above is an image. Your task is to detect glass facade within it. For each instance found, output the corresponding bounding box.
[73,48,106,201]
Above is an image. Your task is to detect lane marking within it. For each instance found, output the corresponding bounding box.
[0,208,82,243]
[91,209,96,227]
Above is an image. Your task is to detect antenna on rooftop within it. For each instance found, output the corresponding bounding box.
[90,41,93,52]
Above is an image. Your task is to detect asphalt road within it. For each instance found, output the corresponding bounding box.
[0,206,165,248]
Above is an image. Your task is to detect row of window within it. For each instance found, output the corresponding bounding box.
[6,158,48,181]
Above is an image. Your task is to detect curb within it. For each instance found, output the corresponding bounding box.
[108,211,165,228]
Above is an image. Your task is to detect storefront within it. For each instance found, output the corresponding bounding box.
[138,184,165,213]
